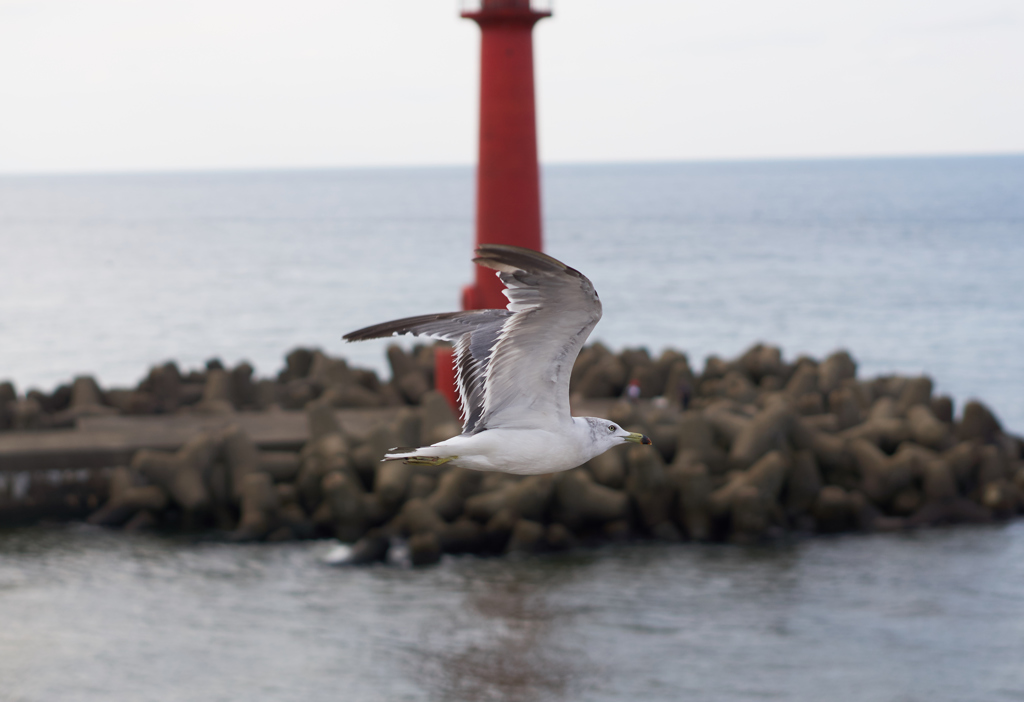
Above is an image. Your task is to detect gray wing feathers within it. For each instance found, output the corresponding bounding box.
[344,244,602,435]
[343,309,511,434]
[473,245,602,429]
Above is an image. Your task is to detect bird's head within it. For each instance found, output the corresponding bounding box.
[582,417,652,451]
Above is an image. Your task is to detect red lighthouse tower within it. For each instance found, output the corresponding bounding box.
[435,0,550,411]
[461,0,550,310]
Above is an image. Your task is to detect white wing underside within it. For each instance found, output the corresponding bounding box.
[343,245,603,434]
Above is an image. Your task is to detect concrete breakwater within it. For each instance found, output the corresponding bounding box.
[1,343,1022,566]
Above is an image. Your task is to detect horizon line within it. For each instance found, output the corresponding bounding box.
[1,150,1022,179]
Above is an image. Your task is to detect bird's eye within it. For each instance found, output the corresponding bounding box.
[608,424,617,432]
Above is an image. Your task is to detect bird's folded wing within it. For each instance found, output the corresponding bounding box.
[472,245,602,430]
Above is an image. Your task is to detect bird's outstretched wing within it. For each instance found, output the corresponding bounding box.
[343,308,511,434]
[472,245,602,430]
[343,244,602,433]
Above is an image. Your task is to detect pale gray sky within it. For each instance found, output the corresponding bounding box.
[0,0,1021,173]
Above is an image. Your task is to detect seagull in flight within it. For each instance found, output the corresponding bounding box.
[343,245,652,475]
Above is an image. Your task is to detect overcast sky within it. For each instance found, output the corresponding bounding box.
[0,0,1021,173]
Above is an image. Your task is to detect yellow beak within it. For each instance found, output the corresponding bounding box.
[625,432,652,445]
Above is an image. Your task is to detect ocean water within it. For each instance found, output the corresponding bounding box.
[1,523,1023,702]
[1,156,1022,430]
[1,157,1024,701]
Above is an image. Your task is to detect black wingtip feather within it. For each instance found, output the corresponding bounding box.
[343,312,464,342]
[473,244,574,277]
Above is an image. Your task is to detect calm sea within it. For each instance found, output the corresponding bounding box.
[0,156,1022,430]
[1,157,1023,701]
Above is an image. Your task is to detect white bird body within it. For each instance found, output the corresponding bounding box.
[400,417,640,475]
[344,245,652,474]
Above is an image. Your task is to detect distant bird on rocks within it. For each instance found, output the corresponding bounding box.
[344,244,652,475]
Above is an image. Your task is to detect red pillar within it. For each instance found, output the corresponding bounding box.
[436,0,550,413]
[461,0,549,310]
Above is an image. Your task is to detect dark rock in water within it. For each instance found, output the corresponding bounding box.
[704,404,750,447]
[729,400,794,470]
[575,354,627,399]
[87,467,169,527]
[801,413,839,433]
[195,369,235,414]
[259,451,301,483]
[906,497,992,527]
[398,498,446,537]
[132,431,218,519]
[11,397,45,430]
[463,474,552,523]
[426,467,480,521]
[0,381,17,405]
[784,362,819,398]
[552,469,629,530]
[818,351,857,395]
[483,507,518,553]
[626,444,674,535]
[138,362,182,411]
[391,407,422,448]
[738,343,784,384]
[795,392,825,416]
[828,387,862,431]
[123,509,160,532]
[957,401,1002,443]
[307,352,355,389]
[721,371,758,405]
[352,424,398,485]
[396,371,431,405]
[895,376,933,417]
[603,518,632,541]
[440,517,484,554]
[661,356,696,406]
[419,390,460,445]
[322,383,383,409]
[232,472,280,542]
[231,362,256,409]
[931,395,954,424]
[890,487,923,516]
[702,355,729,381]
[668,462,711,541]
[319,471,366,543]
[221,424,260,500]
[920,454,958,503]
[587,448,626,489]
[980,480,1020,519]
[385,345,418,381]
[545,523,576,551]
[280,348,315,383]
[281,379,319,409]
[104,389,158,415]
[407,474,436,500]
[849,438,915,507]
[674,411,726,475]
[907,405,950,449]
[306,400,344,443]
[784,451,823,518]
[840,417,911,453]
[70,375,104,409]
[409,531,442,566]
[943,441,979,490]
[976,444,1008,485]
[348,529,391,565]
[506,519,546,553]
[791,417,854,487]
[730,484,768,543]
[813,485,853,533]
[375,461,411,512]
